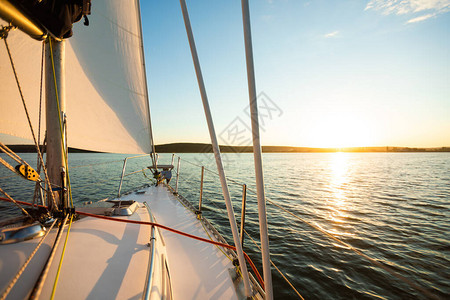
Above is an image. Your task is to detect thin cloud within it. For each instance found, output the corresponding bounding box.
[261,14,274,22]
[407,13,436,23]
[324,31,340,38]
[365,0,450,15]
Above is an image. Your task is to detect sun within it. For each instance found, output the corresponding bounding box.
[306,112,375,148]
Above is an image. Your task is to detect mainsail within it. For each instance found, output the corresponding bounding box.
[0,0,153,154]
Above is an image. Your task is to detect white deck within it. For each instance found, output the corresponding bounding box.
[0,185,243,299]
[120,185,242,299]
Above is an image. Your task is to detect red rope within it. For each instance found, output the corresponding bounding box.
[0,197,264,290]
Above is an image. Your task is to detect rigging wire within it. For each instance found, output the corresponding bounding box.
[243,228,305,300]
[2,36,58,211]
[0,196,265,291]
[170,155,439,299]
[76,209,265,290]
[141,169,154,183]
[0,187,33,220]
[31,137,46,208]
[198,217,259,300]
[196,205,232,261]
[68,159,125,169]
[50,215,74,299]
[174,155,244,186]
[32,41,46,208]
[124,168,150,177]
[170,180,267,297]
[47,37,73,209]
[70,167,151,191]
[30,214,69,299]
[0,219,58,300]
[70,175,119,190]
[0,144,40,184]
[0,157,21,176]
[246,186,439,299]
[167,181,264,295]
[0,151,437,298]
[0,143,28,165]
[170,180,232,254]
[193,183,304,298]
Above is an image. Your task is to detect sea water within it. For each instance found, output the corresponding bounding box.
[0,152,449,299]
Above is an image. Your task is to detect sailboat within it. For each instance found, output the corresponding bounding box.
[0,0,273,299]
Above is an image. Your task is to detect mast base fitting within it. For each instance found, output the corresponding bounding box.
[53,211,64,219]
[53,208,76,219]
[65,207,76,215]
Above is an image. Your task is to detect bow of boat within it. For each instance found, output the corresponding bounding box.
[0,184,256,299]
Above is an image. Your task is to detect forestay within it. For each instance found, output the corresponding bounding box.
[0,0,153,154]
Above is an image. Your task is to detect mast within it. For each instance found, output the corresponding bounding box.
[0,1,66,211]
[179,0,253,297]
[45,38,67,211]
[241,0,274,298]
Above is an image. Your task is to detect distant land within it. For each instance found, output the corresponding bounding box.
[5,143,450,153]
[4,145,100,153]
[154,143,450,153]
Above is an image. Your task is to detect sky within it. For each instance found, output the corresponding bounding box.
[140,0,450,148]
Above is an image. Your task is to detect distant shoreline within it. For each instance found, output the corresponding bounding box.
[156,143,450,153]
[5,143,450,153]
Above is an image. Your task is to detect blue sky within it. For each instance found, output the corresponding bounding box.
[141,0,450,148]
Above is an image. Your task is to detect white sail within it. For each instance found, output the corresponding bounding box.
[0,0,153,154]
[0,22,44,145]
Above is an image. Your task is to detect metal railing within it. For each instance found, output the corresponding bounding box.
[117,154,149,198]
[170,155,248,245]
[142,202,156,300]
[168,152,440,300]
[66,154,155,204]
[174,157,180,195]
[65,152,300,297]
[240,184,247,247]
[195,166,205,216]
[169,154,304,299]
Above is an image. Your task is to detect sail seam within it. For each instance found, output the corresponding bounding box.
[95,11,140,38]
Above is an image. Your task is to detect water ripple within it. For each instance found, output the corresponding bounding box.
[1,152,449,299]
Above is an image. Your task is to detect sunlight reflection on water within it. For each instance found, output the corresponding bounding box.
[0,152,449,299]
[326,153,354,236]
